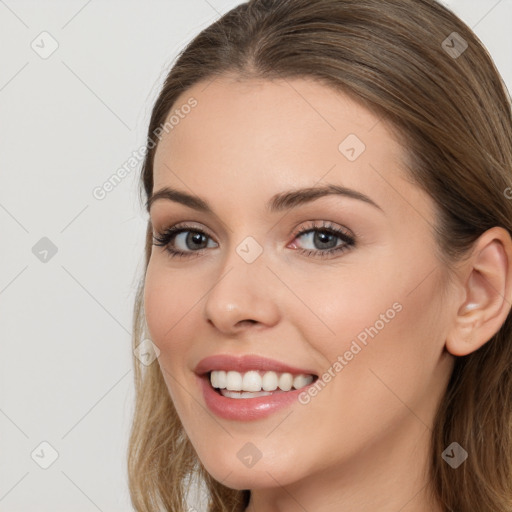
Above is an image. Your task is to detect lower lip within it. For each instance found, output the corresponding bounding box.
[198,374,313,421]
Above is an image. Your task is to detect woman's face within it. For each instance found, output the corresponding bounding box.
[144,76,455,492]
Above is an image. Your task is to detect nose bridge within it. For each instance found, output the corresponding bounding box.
[234,234,266,266]
[211,232,267,303]
[202,232,280,331]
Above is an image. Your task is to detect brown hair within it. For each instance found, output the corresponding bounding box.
[127,0,512,510]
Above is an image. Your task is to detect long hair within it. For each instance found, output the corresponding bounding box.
[127,1,512,510]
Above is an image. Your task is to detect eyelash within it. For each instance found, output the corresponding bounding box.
[152,221,356,260]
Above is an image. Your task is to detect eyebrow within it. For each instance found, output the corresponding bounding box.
[146,184,383,214]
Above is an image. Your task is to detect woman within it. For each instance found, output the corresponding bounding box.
[127,0,512,510]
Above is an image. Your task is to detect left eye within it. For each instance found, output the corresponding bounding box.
[152,221,356,260]
[289,222,356,259]
[293,229,345,251]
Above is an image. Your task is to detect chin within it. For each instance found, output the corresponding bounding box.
[197,448,306,490]
[207,466,290,491]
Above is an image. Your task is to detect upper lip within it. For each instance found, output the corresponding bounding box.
[194,354,318,377]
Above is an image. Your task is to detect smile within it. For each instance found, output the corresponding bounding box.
[194,354,319,420]
[210,370,315,398]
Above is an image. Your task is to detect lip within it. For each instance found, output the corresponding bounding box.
[194,354,318,376]
[194,354,318,421]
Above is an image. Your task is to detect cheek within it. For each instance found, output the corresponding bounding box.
[143,260,195,354]
[143,262,201,415]
[297,266,447,412]
[288,270,403,359]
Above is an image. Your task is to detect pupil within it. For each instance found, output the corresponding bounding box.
[189,232,206,249]
[315,231,336,249]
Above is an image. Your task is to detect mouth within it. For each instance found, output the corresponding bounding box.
[195,354,319,420]
[195,354,319,400]
[207,369,319,399]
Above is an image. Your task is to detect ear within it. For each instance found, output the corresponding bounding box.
[446,227,512,357]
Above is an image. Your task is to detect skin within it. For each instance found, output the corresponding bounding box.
[144,76,512,512]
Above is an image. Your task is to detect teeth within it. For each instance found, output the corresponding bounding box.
[216,370,227,389]
[279,373,293,391]
[292,374,313,389]
[210,370,314,392]
[226,370,242,391]
[262,371,278,391]
[221,390,274,399]
[243,370,262,392]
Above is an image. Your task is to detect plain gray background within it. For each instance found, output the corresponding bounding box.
[0,1,511,511]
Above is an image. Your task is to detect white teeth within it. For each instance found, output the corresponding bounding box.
[225,370,243,391]
[210,370,227,389]
[262,371,278,391]
[216,370,227,389]
[210,370,314,392]
[210,370,218,388]
[221,390,274,399]
[292,374,313,389]
[279,373,293,391]
[242,370,262,392]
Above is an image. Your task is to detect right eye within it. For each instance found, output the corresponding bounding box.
[153,223,218,259]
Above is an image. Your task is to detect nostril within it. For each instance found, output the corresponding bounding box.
[236,319,258,327]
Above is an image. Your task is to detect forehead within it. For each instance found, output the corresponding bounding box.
[154,76,396,163]
[151,76,422,219]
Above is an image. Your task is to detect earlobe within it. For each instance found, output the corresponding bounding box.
[445,227,512,357]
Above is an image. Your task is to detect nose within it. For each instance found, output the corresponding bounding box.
[203,244,281,335]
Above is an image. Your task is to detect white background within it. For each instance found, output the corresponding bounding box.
[0,1,510,511]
